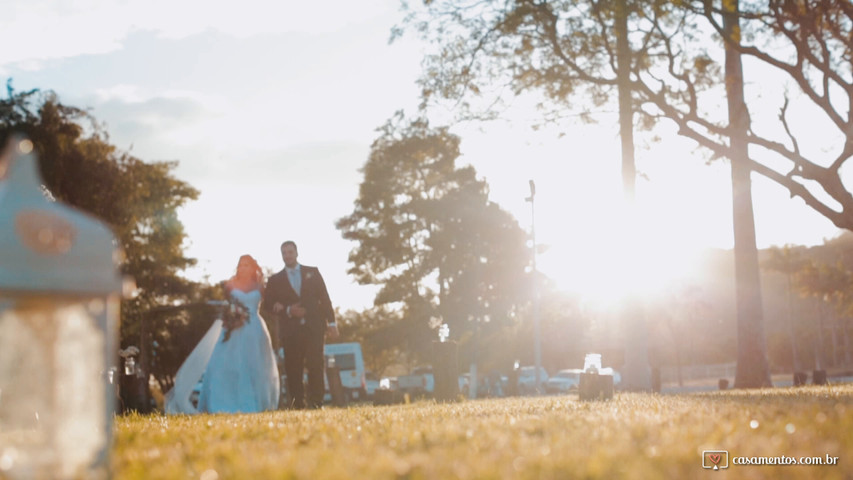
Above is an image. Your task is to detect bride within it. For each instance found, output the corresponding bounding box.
[166,255,280,414]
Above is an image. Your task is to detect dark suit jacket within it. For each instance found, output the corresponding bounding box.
[261,264,335,333]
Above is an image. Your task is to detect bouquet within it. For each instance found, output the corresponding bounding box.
[220,285,250,342]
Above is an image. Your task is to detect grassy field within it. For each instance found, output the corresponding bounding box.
[113,385,853,479]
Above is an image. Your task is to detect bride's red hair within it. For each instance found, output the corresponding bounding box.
[228,254,265,293]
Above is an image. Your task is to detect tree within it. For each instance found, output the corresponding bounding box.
[799,234,853,367]
[336,113,530,362]
[400,0,853,240]
[399,0,853,386]
[517,284,591,370]
[763,245,808,370]
[796,257,853,368]
[656,285,707,386]
[397,0,749,385]
[797,262,835,369]
[399,0,674,388]
[762,245,809,371]
[614,0,652,390]
[718,0,772,388]
[634,0,853,384]
[0,84,205,393]
[335,306,408,375]
[687,0,853,229]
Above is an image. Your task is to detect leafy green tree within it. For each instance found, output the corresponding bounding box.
[336,113,531,363]
[0,84,205,393]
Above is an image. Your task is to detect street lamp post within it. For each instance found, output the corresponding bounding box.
[526,180,542,393]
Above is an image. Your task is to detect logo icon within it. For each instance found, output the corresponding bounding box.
[702,450,729,470]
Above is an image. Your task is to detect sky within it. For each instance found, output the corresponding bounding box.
[1,0,845,311]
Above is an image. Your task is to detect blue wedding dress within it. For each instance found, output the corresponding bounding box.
[165,289,279,414]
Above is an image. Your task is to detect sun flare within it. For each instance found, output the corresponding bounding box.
[539,201,703,305]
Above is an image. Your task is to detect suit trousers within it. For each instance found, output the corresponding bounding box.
[281,320,325,409]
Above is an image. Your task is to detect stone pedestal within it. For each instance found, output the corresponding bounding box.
[579,373,614,401]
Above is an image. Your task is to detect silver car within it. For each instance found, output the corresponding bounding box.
[545,369,583,394]
[517,366,549,394]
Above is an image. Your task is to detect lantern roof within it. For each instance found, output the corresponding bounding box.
[0,135,123,295]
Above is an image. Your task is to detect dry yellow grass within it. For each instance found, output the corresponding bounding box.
[113,384,853,479]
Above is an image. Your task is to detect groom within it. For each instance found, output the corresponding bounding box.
[262,240,338,409]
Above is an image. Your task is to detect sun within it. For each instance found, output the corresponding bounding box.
[539,200,704,305]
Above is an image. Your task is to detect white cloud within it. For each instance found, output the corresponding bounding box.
[126,0,394,38]
[0,0,396,68]
[0,1,129,66]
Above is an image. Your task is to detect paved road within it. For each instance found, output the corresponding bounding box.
[660,375,853,394]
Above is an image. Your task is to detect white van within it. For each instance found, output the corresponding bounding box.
[324,342,367,401]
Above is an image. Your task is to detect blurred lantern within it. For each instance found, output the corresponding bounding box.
[583,353,602,374]
[438,323,449,343]
[579,353,613,401]
[119,346,140,377]
[0,136,127,479]
[124,356,136,376]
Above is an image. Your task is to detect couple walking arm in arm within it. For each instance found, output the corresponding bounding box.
[166,241,336,414]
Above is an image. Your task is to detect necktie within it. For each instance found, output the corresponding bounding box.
[287,268,301,296]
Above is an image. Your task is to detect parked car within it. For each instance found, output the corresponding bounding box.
[545,369,583,394]
[364,371,380,398]
[457,373,485,397]
[324,342,367,401]
[459,371,509,398]
[517,366,549,394]
[397,366,435,396]
[279,343,368,404]
[379,376,398,391]
[458,374,470,396]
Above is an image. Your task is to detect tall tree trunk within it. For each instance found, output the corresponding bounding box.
[675,339,684,387]
[616,6,636,199]
[815,300,825,370]
[615,0,650,390]
[723,0,772,388]
[831,311,840,367]
[135,312,152,412]
[786,272,801,371]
